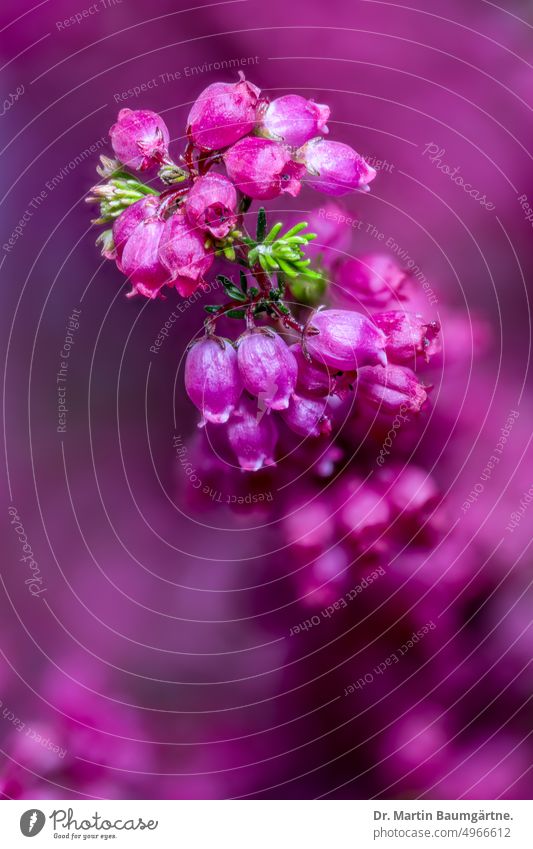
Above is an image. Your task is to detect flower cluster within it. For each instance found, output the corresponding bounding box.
[88,75,376,301]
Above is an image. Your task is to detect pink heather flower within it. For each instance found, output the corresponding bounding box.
[237,329,297,410]
[335,477,390,547]
[109,108,170,171]
[378,464,440,521]
[290,343,355,398]
[297,138,377,196]
[159,211,214,297]
[187,76,261,151]
[259,94,330,148]
[224,137,304,200]
[226,396,278,471]
[280,393,332,438]
[356,363,429,415]
[119,217,170,298]
[306,309,387,371]
[373,310,441,365]
[333,254,408,308]
[185,337,243,424]
[113,195,160,261]
[185,172,238,239]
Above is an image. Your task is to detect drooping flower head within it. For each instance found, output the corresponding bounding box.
[236,329,298,411]
[159,211,214,297]
[297,138,377,196]
[334,254,408,308]
[185,337,243,424]
[306,309,387,370]
[224,137,304,199]
[226,396,278,471]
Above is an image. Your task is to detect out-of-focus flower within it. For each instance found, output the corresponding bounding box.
[259,94,330,147]
[185,337,243,424]
[110,108,170,171]
[185,172,238,239]
[224,137,304,199]
[187,76,260,151]
[280,393,332,437]
[297,138,377,195]
[333,254,408,308]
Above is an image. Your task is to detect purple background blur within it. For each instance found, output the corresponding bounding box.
[0,0,532,799]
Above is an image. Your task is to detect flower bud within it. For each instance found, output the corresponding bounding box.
[159,211,214,297]
[237,330,297,410]
[333,254,407,308]
[113,196,160,261]
[119,217,169,298]
[356,364,429,415]
[259,94,330,148]
[335,477,390,546]
[185,337,243,424]
[297,138,376,196]
[373,311,441,365]
[307,309,387,370]
[185,172,238,239]
[226,397,278,471]
[280,394,332,438]
[110,109,169,171]
[224,137,304,200]
[187,76,260,151]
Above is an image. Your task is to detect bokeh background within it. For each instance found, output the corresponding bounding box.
[0,0,531,799]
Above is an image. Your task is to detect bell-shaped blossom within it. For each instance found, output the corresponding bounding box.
[187,76,260,151]
[113,196,160,261]
[185,172,238,239]
[260,94,330,148]
[373,310,441,365]
[307,309,387,370]
[159,211,214,297]
[185,337,243,424]
[280,394,332,438]
[224,137,304,199]
[226,396,278,471]
[297,138,376,196]
[237,330,297,410]
[119,217,169,298]
[110,109,169,171]
[334,254,408,308]
[290,343,355,398]
[356,363,429,415]
[335,477,390,548]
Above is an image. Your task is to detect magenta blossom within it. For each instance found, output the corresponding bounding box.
[290,343,355,398]
[226,396,278,471]
[159,211,214,297]
[301,203,354,268]
[119,217,169,298]
[187,76,260,152]
[374,310,441,365]
[185,337,243,424]
[185,172,238,239]
[281,394,332,438]
[113,195,160,261]
[259,94,330,148]
[307,309,387,370]
[356,363,429,415]
[110,109,170,171]
[224,137,304,200]
[297,138,377,196]
[237,329,297,410]
[334,254,408,308]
